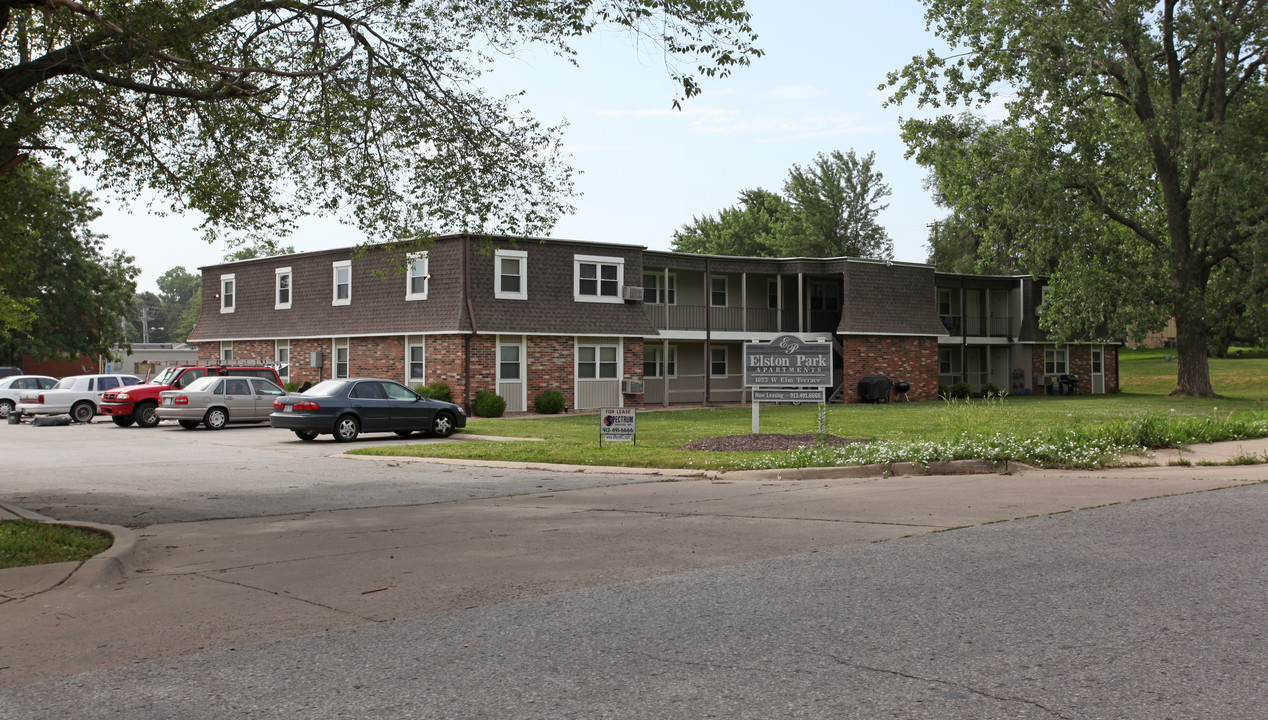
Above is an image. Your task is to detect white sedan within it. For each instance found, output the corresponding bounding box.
[0,375,58,418]
[16,374,142,423]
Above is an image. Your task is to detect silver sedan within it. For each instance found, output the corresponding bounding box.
[157,375,287,430]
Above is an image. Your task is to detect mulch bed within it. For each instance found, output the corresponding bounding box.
[679,433,869,452]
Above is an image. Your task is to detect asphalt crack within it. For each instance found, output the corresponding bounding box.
[192,572,380,622]
[831,656,1074,719]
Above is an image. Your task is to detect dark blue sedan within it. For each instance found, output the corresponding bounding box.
[270,378,466,442]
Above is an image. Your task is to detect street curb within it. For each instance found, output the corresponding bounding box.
[57,520,138,589]
[337,453,1033,482]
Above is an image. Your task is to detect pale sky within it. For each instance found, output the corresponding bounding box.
[92,1,955,293]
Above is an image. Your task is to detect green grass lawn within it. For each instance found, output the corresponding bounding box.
[0,521,113,569]
[353,348,1268,471]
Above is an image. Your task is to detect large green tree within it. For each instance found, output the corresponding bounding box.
[0,162,138,364]
[672,150,894,259]
[0,1,760,247]
[888,0,1268,397]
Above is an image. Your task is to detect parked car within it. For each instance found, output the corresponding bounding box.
[0,375,58,418]
[269,378,466,442]
[16,374,143,422]
[157,375,288,430]
[100,364,283,427]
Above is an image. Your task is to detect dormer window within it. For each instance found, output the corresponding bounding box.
[574,255,623,303]
[332,260,351,306]
[406,253,429,301]
[220,274,235,313]
[275,267,292,309]
[495,249,527,300]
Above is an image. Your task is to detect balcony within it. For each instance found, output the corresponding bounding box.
[940,314,1013,337]
[645,304,782,333]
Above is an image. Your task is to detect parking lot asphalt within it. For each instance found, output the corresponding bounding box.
[2,420,1266,688]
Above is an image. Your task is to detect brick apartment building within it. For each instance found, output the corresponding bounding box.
[188,234,1120,411]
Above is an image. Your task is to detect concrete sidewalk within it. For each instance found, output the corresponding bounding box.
[2,441,1267,687]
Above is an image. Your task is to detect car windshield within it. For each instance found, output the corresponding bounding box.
[304,380,346,396]
[151,367,180,385]
[183,376,222,393]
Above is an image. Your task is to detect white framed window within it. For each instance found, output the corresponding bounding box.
[495,249,528,300]
[275,340,290,382]
[710,276,728,307]
[767,279,779,309]
[577,344,618,379]
[406,253,429,301]
[406,335,426,385]
[332,260,351,306]
[643,345,677,378]
[220,341,234,363]
[574,255,624,303]
[710,346,728,377]
[220,274,235,313]
[499,341,522,380]
[1044,345,1068,375]
[334,337,350,378]
[642,272,676,305]
[275,267,292,310]
[939,347,954,375]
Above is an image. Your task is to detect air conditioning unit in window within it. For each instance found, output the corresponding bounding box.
[621,379,645,394]
[621,285,644,302]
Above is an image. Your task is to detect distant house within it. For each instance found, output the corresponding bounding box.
[188,234,1120,410]
[105,343,200,378]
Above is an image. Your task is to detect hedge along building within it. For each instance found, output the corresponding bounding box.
[187,234,1119,412]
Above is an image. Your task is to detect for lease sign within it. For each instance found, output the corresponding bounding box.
[744,335,832,387]
[600,407,636,443]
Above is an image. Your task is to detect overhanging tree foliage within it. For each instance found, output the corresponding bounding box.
[672,150,894,259]
[0,0,761,246]
[0,162,137,365]
[888,0,1268,397]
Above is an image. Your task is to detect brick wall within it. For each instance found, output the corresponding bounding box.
[622,337,645,406]
[841,335,939,402]
[526,336,575,411]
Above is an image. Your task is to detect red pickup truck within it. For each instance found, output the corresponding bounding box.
[100,365,283,427]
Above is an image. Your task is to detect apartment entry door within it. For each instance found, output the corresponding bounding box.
[497,336,526,412]
[1090,346,1105,394]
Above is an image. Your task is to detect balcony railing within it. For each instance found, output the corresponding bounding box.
[645,304,781,332]
[940,315,1013,337]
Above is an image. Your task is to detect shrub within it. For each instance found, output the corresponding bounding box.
[980,382,1002,398]
[416,381,452,403]
[534,389,566,414]
[473,390,507,418]
[949,381,972,399]
[938,384,951,399]
[283,381,303,393]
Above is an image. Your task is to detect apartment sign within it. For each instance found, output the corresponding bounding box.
[744,335,832,387]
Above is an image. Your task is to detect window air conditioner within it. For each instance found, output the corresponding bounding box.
[621,379,645,394]
[621,285,644,302]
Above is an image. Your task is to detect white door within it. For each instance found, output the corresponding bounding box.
[497,336,526,412]
[1091,346,1105,394]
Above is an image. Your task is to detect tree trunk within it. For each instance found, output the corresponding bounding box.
[1171,313,1214,397]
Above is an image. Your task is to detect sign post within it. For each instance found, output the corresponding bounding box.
[599,407,636,446]
[744,335,832,434]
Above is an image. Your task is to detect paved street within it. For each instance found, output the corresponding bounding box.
[2,419,1267,717]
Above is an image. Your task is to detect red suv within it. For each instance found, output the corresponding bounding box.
[100,365,283,427]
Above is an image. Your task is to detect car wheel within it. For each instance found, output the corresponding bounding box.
[431,411,456,438]
[204,407,229,430]
[134,401,160,428]
[394,430,414,437]
[294,430,319,441]
[112,416,135,427]
[0,399,13,418]
[70,401,94,423]
[333,415,360,442]
[178,420,201,430]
